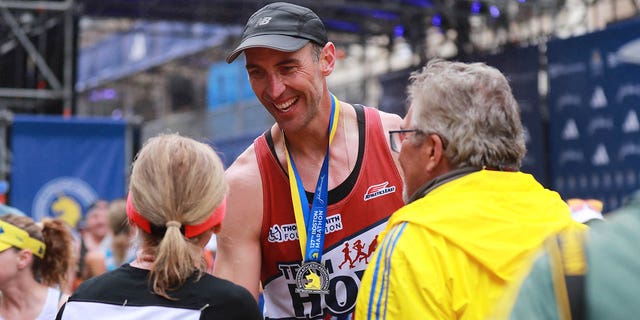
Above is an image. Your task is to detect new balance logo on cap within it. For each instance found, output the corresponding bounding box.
[257,17,272,26]
[226,2,328,63]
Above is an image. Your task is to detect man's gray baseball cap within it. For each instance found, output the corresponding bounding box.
[226,2,328,63]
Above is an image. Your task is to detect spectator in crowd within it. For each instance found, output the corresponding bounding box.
[215,2,404,319]
[81,200,110,253]
[57,133,261,319]
[355,59,586,319]
[0,213,75,320]
[75,200,110,283]
[503,190,640,319]
[84,199,137,277]
[566,198,605,226]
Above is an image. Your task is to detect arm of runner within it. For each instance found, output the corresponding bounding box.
[213,145,263,300]
[378,110,405,177]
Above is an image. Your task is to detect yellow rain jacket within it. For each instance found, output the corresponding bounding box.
[356,169,585,320]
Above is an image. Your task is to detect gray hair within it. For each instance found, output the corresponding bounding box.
[407,59,526,169]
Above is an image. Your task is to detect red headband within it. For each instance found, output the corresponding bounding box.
[126,193,226,238]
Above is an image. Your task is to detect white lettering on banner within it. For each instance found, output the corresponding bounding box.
[590,86,608,109]
[562,119,580,140]
[587,117,614,135]
[559,150,584,165]
[557,94,582,111]
[616,83,640,102]
[616,38,640,66]
[592,144,610,166]
[548,63,587,79]
[268,214,344,243]
[619,143,640,161]
[623,110,640,133]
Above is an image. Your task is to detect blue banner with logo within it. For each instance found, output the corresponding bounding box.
[9,116,127,226]
[547,18,640,211]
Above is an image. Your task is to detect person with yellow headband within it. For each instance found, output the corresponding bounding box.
[57,133,261,319]
[0,213,75,320]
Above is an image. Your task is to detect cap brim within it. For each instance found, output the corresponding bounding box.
[226,35,310,63]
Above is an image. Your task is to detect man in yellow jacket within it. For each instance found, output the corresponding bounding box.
[355,59,585,320]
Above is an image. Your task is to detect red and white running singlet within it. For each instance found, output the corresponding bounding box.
[255,105,404,319]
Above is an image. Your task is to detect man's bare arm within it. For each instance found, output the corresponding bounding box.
[213,145,263,300]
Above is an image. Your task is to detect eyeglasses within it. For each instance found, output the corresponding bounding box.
[388,129,421,153]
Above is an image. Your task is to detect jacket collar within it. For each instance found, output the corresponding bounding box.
[407,167,480,204]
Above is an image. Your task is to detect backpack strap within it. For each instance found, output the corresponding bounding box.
[547,230,588,320]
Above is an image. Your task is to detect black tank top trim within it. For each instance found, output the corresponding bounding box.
[264,104,366,205]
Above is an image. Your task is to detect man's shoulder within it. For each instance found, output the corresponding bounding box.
[226,141,259,169]
[374,108,403,127]
[225,143,261,185]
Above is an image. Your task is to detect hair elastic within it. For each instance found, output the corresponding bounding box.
[126,193,226,238]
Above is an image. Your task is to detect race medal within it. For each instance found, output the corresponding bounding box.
[295,261,330,294]
[286,94,341,296]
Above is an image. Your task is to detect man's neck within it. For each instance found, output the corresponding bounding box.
[276,102,341,158]
[273,102,357,190]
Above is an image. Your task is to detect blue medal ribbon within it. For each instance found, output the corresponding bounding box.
[285,94,340,263]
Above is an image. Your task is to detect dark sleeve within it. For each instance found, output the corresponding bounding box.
[235,290,263,320]
[201,285,262,320]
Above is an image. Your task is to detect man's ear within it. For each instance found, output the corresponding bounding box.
[320,42,336,76]
[424,133,446,172]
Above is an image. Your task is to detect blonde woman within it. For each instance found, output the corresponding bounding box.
[57,134,261,320]
[0,214,75,320]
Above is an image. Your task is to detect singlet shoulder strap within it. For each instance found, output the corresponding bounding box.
[262,104,367,204]
[547,230,588,320]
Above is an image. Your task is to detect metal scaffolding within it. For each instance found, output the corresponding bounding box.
[0,0,77,115]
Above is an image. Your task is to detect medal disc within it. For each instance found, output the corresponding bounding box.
[295,261,330,294]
